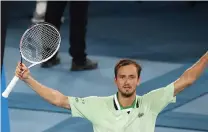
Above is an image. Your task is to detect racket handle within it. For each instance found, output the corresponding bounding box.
[2,76,19,98]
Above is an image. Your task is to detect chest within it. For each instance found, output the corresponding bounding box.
[95,102,157,132]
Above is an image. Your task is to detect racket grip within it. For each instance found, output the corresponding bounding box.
[2,76,19,98]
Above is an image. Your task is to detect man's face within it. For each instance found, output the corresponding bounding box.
[115,64,140,97]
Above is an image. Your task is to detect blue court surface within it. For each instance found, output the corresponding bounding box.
[2,1,208,132]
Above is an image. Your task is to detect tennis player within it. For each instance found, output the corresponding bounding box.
[16,51,207,132]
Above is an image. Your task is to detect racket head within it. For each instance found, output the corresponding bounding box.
[19,22,61,65]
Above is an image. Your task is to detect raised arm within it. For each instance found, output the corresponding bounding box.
[174,51,208,96]
[16,62,70,109]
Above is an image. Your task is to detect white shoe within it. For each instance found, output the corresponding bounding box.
[31,12,65,24]
[31,12,45,24]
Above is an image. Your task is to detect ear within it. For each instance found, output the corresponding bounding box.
[137,77,140,86]
[114,77,117,84]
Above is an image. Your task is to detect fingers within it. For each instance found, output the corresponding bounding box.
[15,69,22,79]
[17,62,27,71]
[15,68,23,79]
[17,62,26,69]
[16,62,29,79]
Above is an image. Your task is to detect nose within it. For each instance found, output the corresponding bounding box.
[124,78,130,84]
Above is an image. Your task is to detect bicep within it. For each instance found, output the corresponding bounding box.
[60,96,70,109]
[52,90,70,109]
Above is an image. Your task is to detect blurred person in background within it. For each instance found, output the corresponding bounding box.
[31,0,64,24]
[36,1,98,71]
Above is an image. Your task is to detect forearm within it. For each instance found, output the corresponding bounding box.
[184,51,208,82]
[174,52,208,95]
[24,76,59,105]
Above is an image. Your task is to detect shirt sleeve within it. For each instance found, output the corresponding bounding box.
[142,83,176,114]
[68,96,102,122]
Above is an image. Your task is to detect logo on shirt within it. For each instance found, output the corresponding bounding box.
[81,99,85,104]
[138,113,144,118]
[75,97,79,103]
[75,97,86,104]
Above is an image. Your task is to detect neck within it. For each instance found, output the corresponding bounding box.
[117,92,136,108]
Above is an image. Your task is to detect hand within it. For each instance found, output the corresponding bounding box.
[15,62,30,80]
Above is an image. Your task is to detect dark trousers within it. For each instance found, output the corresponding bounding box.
[45,1,89,64]
[1,1,9,71]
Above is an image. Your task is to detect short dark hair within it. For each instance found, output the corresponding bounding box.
[114,59,142,78]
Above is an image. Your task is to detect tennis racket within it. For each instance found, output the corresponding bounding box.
[2,22,61,98]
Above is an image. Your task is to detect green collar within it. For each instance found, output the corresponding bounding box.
[120,98,137,110]
[114,93,137,110]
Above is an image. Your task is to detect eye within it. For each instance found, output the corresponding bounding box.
[119,75,125,79]
[129,75,135,79]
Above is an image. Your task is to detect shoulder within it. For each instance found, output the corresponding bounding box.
[141,83,175,98]
[69,95,114,104]
[138,83,176,105]
[96,95,114,103]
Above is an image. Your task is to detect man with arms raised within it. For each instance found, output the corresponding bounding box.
[15,51,208,132]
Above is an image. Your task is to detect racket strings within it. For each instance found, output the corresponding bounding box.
[20,24,60,63]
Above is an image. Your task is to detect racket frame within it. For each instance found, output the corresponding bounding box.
[19,22,61,67]
[2,22,61,98]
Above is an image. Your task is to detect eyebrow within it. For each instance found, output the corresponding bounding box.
[119,74,135,77]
